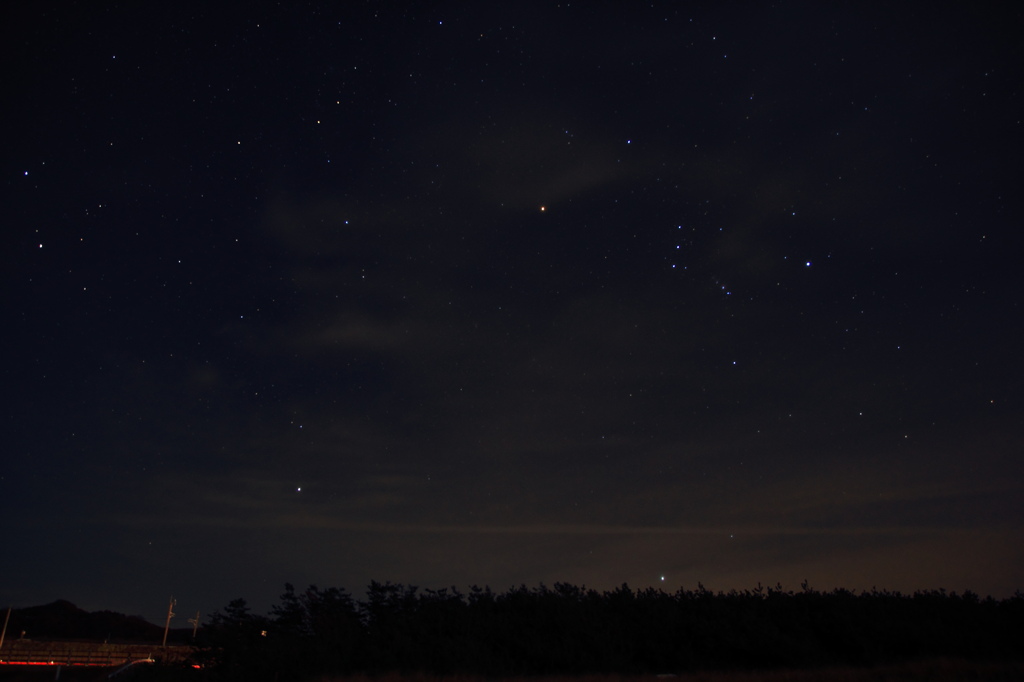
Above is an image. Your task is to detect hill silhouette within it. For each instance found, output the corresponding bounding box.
[3,600,191,644]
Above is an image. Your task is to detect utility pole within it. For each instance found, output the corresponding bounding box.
[0,606,10,650]
[162,597,176,648]
[187,610,201,640]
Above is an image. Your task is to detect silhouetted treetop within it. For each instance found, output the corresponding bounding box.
[197,582,1024,682]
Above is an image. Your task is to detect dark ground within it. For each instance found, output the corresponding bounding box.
[4,659,1024,682]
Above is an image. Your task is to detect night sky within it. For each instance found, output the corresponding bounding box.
[3,3,1023,624]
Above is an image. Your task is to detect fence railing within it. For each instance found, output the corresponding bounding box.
[0,641,192,667]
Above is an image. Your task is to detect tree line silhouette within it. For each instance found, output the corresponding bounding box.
[196,582,1024,680]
